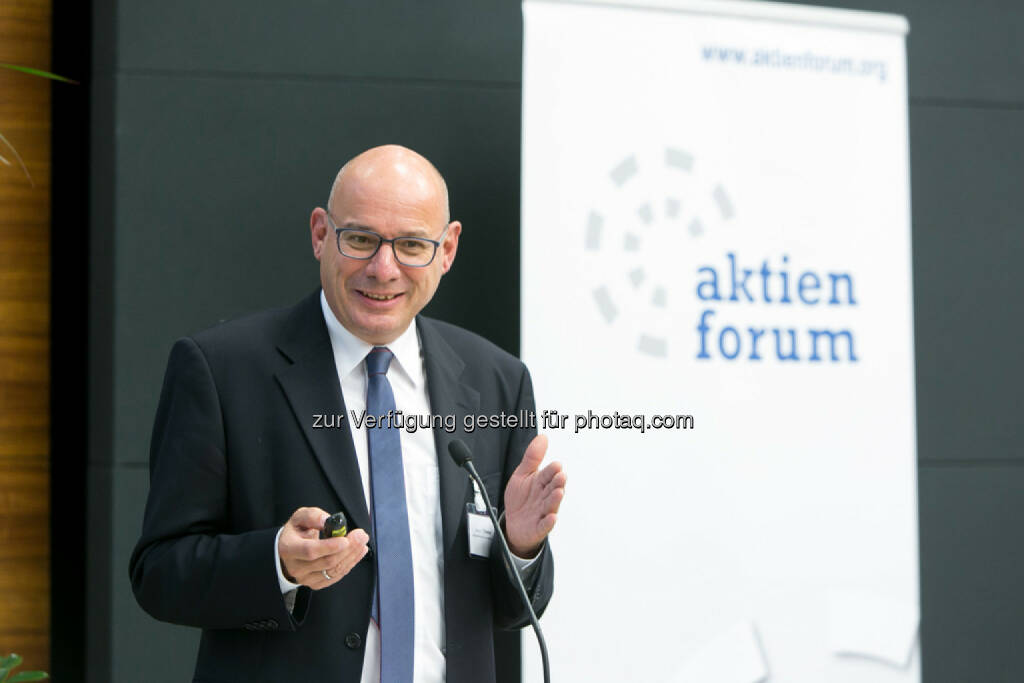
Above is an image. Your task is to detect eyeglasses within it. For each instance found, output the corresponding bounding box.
[326,213,449,268]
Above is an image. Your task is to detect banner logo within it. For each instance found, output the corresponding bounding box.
[585,148,859,364]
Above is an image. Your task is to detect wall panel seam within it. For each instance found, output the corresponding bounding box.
[116,68,523,90]
[910,97,1024,112]
[918,459,1024,468]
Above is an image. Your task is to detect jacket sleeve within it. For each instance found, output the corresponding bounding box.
[128,337,310,631]
[489,365,555,630]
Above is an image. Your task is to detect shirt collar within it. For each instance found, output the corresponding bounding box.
[319,290,423,387]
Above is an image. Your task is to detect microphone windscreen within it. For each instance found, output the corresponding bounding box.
[447,439,473,466]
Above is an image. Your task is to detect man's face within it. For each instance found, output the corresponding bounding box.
[311,155,460,345]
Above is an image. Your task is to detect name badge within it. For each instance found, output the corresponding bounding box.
[467,478,495,558]
[467,503,495,559]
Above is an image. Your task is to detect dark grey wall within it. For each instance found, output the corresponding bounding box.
[76,1,1024,682]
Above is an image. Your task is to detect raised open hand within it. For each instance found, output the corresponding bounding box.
[503,435,567,558]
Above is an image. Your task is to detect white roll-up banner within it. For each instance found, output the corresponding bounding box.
[521,1,916,681]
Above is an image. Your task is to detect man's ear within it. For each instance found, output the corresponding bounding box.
[310,208,328,261]
[440,221,462,274]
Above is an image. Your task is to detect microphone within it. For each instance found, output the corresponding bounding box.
[447,439,551,683]
[448,438,473,467]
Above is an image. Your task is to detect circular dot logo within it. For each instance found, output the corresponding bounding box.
[584,147,735,359]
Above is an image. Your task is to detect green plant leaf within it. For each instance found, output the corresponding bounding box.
[9,672,50,682]
[0,653,20,668]
[0,63,77,84]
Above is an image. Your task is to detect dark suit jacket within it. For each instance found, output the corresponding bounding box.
[129,291,553,683]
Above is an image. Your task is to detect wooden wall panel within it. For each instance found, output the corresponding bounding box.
[0,0,52,674]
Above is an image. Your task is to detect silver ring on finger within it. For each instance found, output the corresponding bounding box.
[323,569,332,580]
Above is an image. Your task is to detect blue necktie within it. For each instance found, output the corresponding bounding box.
[365,347,415,681]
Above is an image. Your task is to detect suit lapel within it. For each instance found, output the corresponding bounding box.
[417,317,481,555]
[274,293,372,535]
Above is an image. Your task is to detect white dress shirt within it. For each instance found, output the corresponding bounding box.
[273,292,537,682]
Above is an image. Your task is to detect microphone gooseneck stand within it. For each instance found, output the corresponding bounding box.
[447,440,551,683]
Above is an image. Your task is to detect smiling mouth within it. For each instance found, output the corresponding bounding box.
[357,290,402,302]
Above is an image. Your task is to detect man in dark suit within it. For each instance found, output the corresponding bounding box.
[129,145,566,682]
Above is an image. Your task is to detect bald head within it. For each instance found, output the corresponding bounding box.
[327,145,450,225]
[310,144,462,344]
